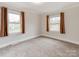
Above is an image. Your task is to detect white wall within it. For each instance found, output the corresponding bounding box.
[41,6,79,45]
[0,10,1,31]
[0,5,41,48]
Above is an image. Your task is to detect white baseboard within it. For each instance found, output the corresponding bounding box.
[0,35,40,48]
[41,34,79,45]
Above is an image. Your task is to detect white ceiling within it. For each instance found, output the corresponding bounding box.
[0,2,79,14]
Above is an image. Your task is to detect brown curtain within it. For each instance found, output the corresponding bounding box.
[21,12,25,33]
[1,7,8,36]
[46,15,49,32]
[60,12,65,34]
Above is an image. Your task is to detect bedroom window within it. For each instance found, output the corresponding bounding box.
[0,7,25,37]
[8,12,21,33]
[46,12,65,33]
[49,16,60,32]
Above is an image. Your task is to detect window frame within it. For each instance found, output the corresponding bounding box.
[8,10,21,34]
[49,15,60,32]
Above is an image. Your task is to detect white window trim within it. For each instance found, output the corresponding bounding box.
[8,10,21,34]
[49,15,60,32]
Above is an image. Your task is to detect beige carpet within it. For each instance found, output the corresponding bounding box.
[0,37,79,57]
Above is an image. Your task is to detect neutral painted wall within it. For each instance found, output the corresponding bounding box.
[0,9,1,32]
[0,5,41,48]
[41,6,79,45]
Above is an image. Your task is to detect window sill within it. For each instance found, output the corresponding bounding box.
[48,31,60,34]
[8,32,22,36]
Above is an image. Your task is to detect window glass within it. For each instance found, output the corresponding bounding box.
[8,13,20,33]
[49,16,60,31]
